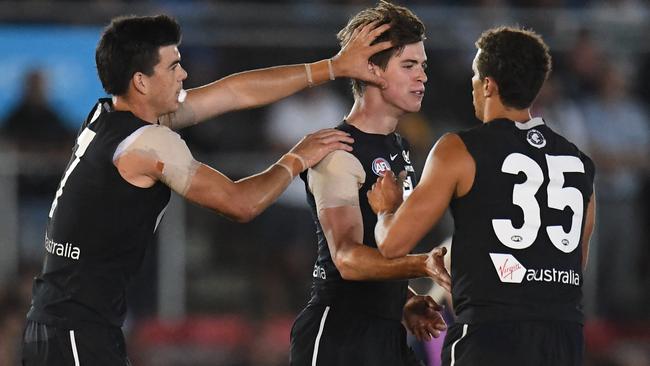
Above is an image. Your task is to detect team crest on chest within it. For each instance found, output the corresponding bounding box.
[371,157,392,176]
[526,129,546,148]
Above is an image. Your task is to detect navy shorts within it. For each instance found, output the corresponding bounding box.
[22,320,130,366]
[290,305,423,366]
[441,320,583,366]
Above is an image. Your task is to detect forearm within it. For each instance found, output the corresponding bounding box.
[375,212,412,259]
[186,154,301,222]
[231,154,303,221]
[225,60,334,109]
[335,244,428,281]
[191,60,334,123]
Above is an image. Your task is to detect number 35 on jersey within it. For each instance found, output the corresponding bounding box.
[492,153,585,253]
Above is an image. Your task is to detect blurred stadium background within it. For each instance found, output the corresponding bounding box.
[0,0,648,365]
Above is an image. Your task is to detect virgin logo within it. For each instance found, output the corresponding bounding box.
[498,259,522,280]
[489,253,526,283]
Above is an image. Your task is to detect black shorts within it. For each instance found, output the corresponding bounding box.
[441,320,583,366]
[290,305,423,366]
[22,320,130,366]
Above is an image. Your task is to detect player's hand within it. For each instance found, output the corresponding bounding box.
[402,295,447,342]
[288,129,354,170]
[367,170,404,214]
[425,246,452,293]
[331,21,393,89]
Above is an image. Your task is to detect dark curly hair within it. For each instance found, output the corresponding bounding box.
[96,14,181,96]
[337,1,425,99]
[475,26,551,109]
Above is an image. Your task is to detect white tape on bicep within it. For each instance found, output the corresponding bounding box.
[115,125,199,195]
[308,150,365,211]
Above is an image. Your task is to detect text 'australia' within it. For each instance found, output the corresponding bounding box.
[45,236,80,260]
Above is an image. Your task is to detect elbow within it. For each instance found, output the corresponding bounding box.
[230,205,259,223]
[219,199,259,223]
[377,243,407,259]
[332,252,360,281]
[231,211,254,223]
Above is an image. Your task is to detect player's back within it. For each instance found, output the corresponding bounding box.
[450,117,595,325]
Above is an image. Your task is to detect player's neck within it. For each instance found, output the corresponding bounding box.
[483,99,532,124]
[345,96,401,135]
[112,95,159,124]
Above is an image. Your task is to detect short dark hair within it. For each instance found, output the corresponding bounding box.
[96,14,181,96]
[337,1,425,99]
[475,26,552,109]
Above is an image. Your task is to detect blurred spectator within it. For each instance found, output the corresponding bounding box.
[0,69,73,153]
[265,87,348,152]
[264,87,348,207]
[563,28,604,99]
[580,61,649,319]
[0,69,74,262]
[532,76,590,149]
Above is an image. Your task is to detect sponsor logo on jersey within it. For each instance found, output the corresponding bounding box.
[45,235,80,260]
[389,153,398,161]
[371,157,392,176]
[402,150,411,164]
[526,129,546,148]
[489,253,526,283]
[489,253,580,286]
[313,264,326,279]
[526,268,580,286]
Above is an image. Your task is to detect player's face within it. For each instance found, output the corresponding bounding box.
[148,45,187,115]
[471,49,485,121]
[379,41,427,114]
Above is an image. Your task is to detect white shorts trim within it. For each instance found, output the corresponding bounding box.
[450,323,468,366]
[311,306,330,366]
[69,330,80,366]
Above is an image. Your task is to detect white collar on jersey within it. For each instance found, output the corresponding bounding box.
[514,117,545,130]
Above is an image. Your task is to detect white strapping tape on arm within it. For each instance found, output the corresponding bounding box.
[114,124,200,195]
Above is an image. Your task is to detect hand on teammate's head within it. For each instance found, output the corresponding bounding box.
[333,21,393,89]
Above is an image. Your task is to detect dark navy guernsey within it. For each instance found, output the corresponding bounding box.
[27,99,171,328]
[449,118,595,325]
[301,121,418,321]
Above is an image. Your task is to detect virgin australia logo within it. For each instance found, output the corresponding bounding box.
[489,253,526,283]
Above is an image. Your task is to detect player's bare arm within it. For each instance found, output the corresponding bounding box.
[368,133,473,291]
[581,190,596,271]
[160,22,393,129]
[319,206,430,281]
[310,150,433,281]
[114,127,353,222]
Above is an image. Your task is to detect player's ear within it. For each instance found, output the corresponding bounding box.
[484,76,498,98]
[132,72,148,95]
[369,62,382,77]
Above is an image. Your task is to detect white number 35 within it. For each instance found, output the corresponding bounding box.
[492,153,585,253]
